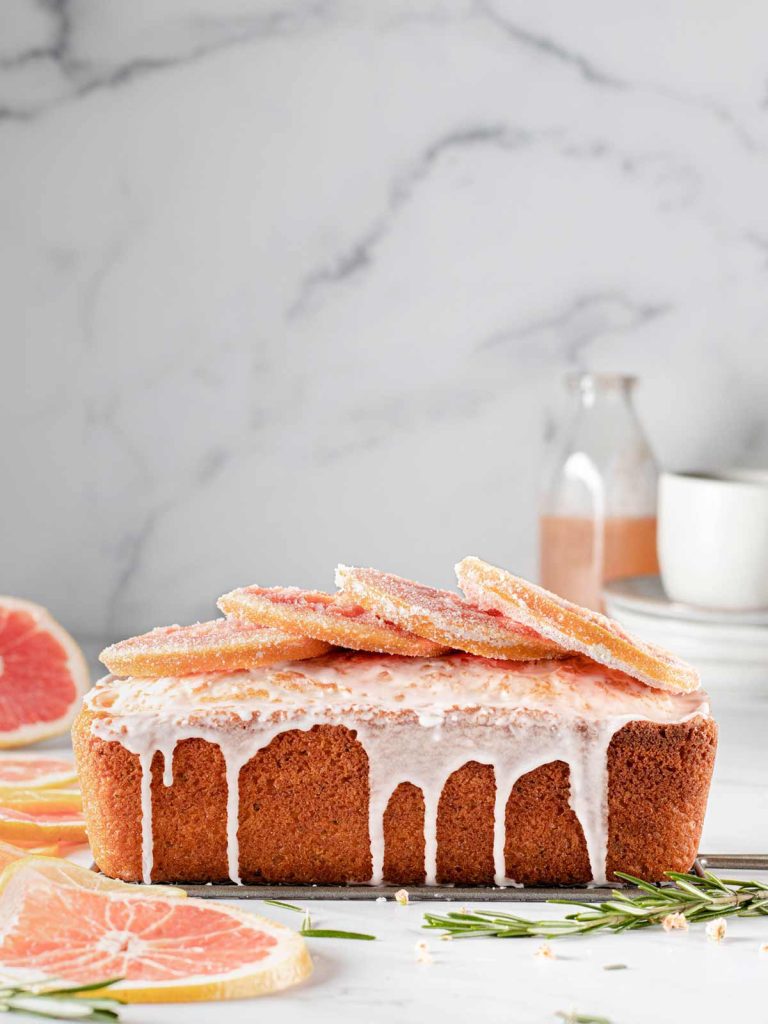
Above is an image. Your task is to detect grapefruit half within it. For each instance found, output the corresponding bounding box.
[0,598,89,747]
[0,857,312,1002]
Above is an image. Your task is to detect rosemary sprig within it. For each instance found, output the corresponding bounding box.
[263,899,376,941]
[423,870,768,940]
[0,977,123,1021]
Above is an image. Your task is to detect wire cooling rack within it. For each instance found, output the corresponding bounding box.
[143,853,768,902]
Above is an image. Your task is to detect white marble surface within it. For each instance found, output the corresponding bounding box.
[5,0,768,644]
[5,5,768,1016]
[113,889,768,1024]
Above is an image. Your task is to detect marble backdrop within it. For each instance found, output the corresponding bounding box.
[4,0,768,643]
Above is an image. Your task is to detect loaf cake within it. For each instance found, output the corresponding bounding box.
[73,648,716,886]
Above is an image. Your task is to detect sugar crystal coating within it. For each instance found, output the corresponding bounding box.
[100,619,330,677]
[455,556,700,694]
[335,565,563,661]
[217,585,447,657]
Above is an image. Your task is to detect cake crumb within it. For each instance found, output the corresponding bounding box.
[535,943,556,960]
[759,943,768,955]
[415,940,433,965]
[395,889,409,906]
[662,912,689,932]
[706,918,727,943]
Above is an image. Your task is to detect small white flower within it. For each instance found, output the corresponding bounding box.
[375,896,386,903]
[662,912,689,932]
[535,943,556,960]
[395,889,409,906]
[415,939,433,965]
[706,917,727,943]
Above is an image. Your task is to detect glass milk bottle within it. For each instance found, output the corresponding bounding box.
[539,373,659,611]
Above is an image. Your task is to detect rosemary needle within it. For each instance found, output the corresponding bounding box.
[299,928,376,941]
[263,899,305,913]
[422,870,768,940]
[262,901,377,940]
[556,1013,613,1024]
[0,977,124,1021]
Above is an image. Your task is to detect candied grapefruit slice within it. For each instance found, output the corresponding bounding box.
[0,755,77,789]
[218,585,448,657]
[0,598,89,747]
[100,619,331,677]
[456,556,700,694]
[335,565,564,661]
[0,806,87,844]
[0,857,312,1003]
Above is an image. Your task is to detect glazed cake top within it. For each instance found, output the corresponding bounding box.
[86,651,710,728]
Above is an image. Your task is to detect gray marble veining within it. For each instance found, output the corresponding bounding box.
[4,0,768,641]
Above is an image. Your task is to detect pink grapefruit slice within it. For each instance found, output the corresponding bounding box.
[0,839,57,868]
[0,857,312,1002]
[0,598,89,747]
[0,755,77,789]
[0,789,82,814]
[0,806,87,844]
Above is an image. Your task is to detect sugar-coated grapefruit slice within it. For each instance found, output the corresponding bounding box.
[100,619,331,677]
[0,806,87,844]
[456,556,700,693]
[335,565,564,660]
[0,857,312,1003]
[218,586,448,657]
[0,598,89,747]
[0,755,77,789]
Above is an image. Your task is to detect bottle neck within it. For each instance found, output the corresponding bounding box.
[568,373,636,411]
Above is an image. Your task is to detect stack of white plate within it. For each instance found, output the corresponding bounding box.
[603,576,768,687]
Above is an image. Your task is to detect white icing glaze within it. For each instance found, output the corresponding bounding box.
[84,652,710,886]
[138,750,154,885]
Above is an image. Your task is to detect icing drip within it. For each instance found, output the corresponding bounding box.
[138,750,154,885]
[86,652,710,887]
[160,742,175,787]
[566,722,615,885]
[224,755,243,885]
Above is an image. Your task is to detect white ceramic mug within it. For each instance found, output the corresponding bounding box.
[658,469,768,610]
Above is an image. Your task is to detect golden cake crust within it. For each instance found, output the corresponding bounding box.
[73,708,717,885]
